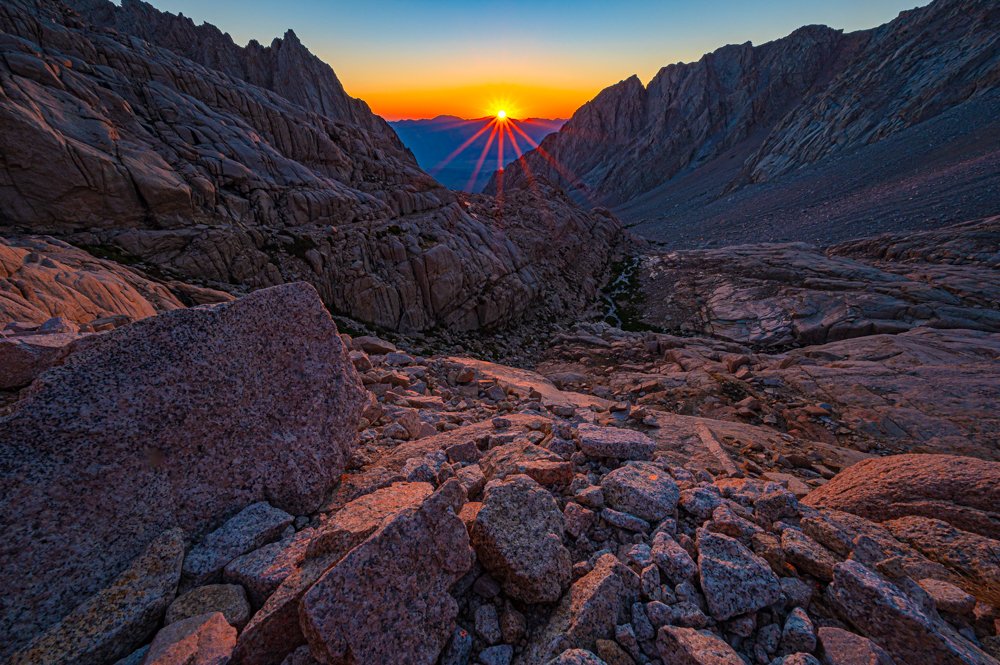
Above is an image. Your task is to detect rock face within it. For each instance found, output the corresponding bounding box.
[493,0,1000,246]
[300,480,473,665]
[0,0,623,333]
[471,475,573,603]
[0,283,365,659]
[0,235,184,326]
[803,455,1000,539]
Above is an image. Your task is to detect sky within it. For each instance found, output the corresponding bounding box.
[133,0,928,120]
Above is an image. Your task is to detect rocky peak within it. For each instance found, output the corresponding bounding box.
[496,0,999,219]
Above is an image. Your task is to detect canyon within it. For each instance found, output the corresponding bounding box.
[1,1,998,665]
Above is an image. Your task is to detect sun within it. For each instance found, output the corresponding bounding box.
[496,109,507,120]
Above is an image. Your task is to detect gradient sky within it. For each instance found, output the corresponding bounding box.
[134,0,929,120]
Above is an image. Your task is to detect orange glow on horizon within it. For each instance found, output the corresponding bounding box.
[353,82,600,121]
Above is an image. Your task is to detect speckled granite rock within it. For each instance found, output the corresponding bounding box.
[232,482,434,665]
[165,585,251,629]
[471,475,573,603]
[0,283,365,659]
[600,462,680,522]
[519,553,638,664]
[577,425,656,461]
[143,612,236,665]
[300,479,473,665]
[828,560,995,665]
[8,529,184,665]
[696,529,782,621]
[182,503,293,587]
[656,626,744,665]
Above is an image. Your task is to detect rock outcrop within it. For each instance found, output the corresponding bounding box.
[803,455,1000,539]
[0,0,623,332]
[0,235,184,326]
[0,283,365,659]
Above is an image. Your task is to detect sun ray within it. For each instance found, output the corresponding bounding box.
[465,120,500,192]
[429,118,494,175]
[508,119,597,204]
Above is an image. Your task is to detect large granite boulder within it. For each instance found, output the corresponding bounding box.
[300,479,473,665]
[0,283,365,659]
[804,455,1000,539]
[471,475,573,603]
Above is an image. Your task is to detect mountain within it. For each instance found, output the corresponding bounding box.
[491,0,1000,247]
[0,0,623,334]
[390,116,565,192]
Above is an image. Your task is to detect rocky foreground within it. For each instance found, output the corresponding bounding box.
[2,217,999,665]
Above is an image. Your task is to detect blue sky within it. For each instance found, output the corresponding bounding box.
[128,0,929,118]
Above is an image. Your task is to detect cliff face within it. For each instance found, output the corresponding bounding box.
[0,0,624,332]
[493,0,1000,212]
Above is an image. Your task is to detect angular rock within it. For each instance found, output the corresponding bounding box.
[656,626,744,665]
[0,332,88,389]
[696,529,782,621]
[0,284,365,659]
[780,607,816,655]
[917,579,976,617]
[480,441,574,487]
[165,584,251,629]
[520,554,638,664]
[577,425,656,461]
[300,480,473,665]
[882,516,1000,594]
[233,483,434,665]
[143,612,236,665]
[223,529,314,608]
[471,475,572,603]
[183,503,293,586]
[9,529,184,665]
[816,627,896,665]
[781,528,839,582]
[546,649,609,665]
[651,532,697,584]
[600,462,680,522]
[827,560,995,665]
[479,644,515,665]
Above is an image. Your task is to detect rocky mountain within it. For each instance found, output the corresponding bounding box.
[491,0,1000,246]
[0,0,623,332]
[390,116,565,192]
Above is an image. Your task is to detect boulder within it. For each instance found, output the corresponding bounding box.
[223,529,314,608]
[0,332,88,389]
[696,529,782,620]
[816,626,896,665]
[519,554,638,664]
[165,585,251,629]
[183,503,293,586]
[300,480,473,665]
[8,529,184,665]
[577,425,656,460]
[0,283,365,659]
[656,626,744,665]
[600,462,679,522]
[233,482,434,665]
[803,455,1000,539]
[471,475,572,603]
[882,516,1000,594]
[480,441,574,487]
[546,650,609,665]
[144,612,236,665]
[827,560,995,665]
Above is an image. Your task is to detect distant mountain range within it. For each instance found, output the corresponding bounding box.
[492,0,1000,248]
[390,116,565,192]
